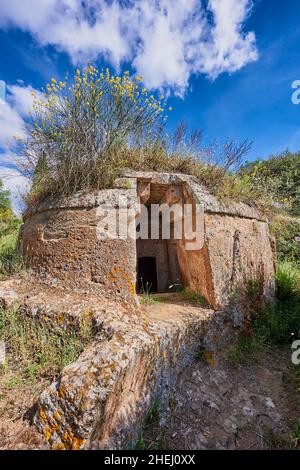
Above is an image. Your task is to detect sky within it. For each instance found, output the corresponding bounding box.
[0,0,300,212]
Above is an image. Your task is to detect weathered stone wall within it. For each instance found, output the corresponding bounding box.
[20,188,138,302]
[136,237,182,292]
[178,214,275,309]
[20,171,276,308]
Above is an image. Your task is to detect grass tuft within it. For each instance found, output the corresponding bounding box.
[227,260,300,365]
[0,307,93,381]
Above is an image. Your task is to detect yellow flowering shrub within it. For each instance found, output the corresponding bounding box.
[18,65,170,203]
[16,64,260,208]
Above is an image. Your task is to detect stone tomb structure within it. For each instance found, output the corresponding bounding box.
[20,171,276,309]
[0,170,277,449]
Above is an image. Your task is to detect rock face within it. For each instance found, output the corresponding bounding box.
[0,280,225,450]
[20,188,138,302]
[20,171,275,309]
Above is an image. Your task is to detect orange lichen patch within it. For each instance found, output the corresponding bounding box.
[39,407,48,423]
[56,313,65,324]
[44,427,53,442]
[53,410,61,421]
[129,282,136,296]
[52,442,67,450]
[61,430,85,450]
[58,385,67,399]
[42,418,60,443]
[203,350,217,368]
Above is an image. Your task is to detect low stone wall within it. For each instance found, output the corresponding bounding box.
[0,279,236,450]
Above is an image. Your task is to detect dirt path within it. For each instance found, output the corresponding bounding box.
[0,370,45,449]
[140,295,300,450]
[141,344,299,448]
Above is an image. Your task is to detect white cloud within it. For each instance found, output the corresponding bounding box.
[7,83,41,117]
[0,101,25,146]
[0,83,37,211]
[0,166,31,214]
[0,83,40,150]
[0,0,258,94]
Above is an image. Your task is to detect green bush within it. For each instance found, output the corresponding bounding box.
[275,261,300,300]
[17,66,170,204]
[270,214,300,261]
[241,150,300,216]
[227,260,300,364]
[253,261,300,345]
[0,182,23,278]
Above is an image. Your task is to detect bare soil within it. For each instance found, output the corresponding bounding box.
[0,369,45,449]
[141,296,300,450]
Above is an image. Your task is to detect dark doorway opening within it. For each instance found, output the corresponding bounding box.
[137,257,158,293]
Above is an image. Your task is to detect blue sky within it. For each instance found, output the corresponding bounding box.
[0,0,300,210]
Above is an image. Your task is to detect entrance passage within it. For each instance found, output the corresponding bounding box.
[137,257,158,293]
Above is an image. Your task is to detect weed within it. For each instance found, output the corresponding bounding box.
[180,288,207,306]
[226,333,266,366]
[265,428,291,450]
[291,421,300,448]
[227,260,300,368]
[0,306,94,381]
[134,400,166,450]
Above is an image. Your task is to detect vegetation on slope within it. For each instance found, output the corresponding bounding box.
[241,150,300,216]
[0,181,22,278]
[13,65,272,209]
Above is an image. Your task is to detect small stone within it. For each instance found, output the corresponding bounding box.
[242,406,254,417]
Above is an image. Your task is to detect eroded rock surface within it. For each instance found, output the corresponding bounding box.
[20,171,275,309]
[142,349,299,450]
[0,280,220,449]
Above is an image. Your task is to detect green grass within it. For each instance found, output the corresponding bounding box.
[227,260,300,365]
[253,261,300,346]
[226,333,266,366]
[139,293,172,305]
[0,306,93,381]
[180,287,207,306]
[0,210,23,279]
